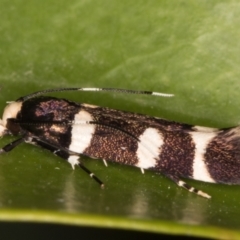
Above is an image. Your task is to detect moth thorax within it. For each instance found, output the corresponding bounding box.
[2,101,22,127]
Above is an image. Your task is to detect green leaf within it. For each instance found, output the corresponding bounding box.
[1,0,240,239]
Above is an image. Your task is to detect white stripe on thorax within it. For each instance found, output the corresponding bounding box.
[136,128,164,169]
[190,131,217,183]
[69,110,95,154]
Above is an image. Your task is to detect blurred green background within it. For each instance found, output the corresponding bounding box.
[1,0,240,239]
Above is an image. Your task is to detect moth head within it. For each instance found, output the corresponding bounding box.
[0,101,22,135]
[0,119,6,136]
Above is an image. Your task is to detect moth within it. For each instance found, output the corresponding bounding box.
[0,87,239,199]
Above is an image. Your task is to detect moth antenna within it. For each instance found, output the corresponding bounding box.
[17,87,174,102]
[13,119,141,142]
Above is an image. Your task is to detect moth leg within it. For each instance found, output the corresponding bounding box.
[103,159,108,167]
[29,137,104,188]
[78,160,104,188]
[166,174,211,199]
[0,137,25,154]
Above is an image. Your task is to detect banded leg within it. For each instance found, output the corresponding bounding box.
[0,137,25,153]
[166,174,211,199]
[29,137,104,188]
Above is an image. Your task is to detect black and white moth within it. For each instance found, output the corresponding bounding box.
[0,87,239,199]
